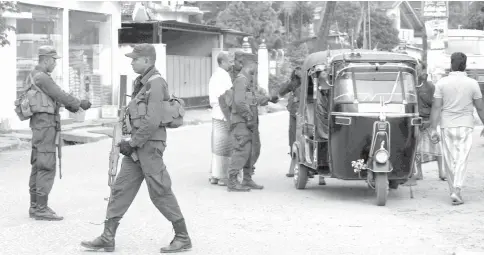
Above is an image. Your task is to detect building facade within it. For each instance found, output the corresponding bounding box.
[0,1,121,130]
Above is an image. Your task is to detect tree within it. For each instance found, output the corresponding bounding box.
[275,1,313,39]
[0,1,18,47]
[327,2,399,51]
[360,8,400,50]
[215,1,281,49]
[448,2,470,29]
[463,2,484,30]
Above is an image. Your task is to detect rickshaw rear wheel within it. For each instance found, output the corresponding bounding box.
[375,173,389,206]
[293,154,309,189]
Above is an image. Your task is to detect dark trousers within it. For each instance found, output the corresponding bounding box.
[29,126,57,198]
[106,140,183,222]
[289,114,296,149]
[228,123,261,176]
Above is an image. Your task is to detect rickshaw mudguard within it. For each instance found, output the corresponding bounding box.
[369,160,393,173]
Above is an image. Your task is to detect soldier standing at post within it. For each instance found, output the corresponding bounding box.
[275,66,302,177]
[228,51,244,82]
[80,44,192,253]
[227,53,277,192]
[27,45,92,221]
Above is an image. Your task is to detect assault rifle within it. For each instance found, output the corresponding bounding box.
[106,103,138,201]
[55,106,62,179]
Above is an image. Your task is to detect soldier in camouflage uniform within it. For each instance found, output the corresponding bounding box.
[275,67,302,177]
[227,53,278,192]
[27,46,92,221]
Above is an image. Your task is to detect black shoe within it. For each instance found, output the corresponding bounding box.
[160,218,192,253]
[80,219,119,252]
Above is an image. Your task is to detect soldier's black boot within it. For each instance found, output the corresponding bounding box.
[34,195,63,221]
[29,193,36,218]
[227,173,251,192]
[160,218,192,253]
[241,171,264,190]
[80,219,119,252]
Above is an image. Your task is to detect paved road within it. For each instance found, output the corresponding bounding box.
[1,111,484,255]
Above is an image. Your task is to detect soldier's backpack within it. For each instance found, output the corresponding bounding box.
[160,96,185,128]
[218,87,233,122]
[14,74,40,121]
[148,74,186,129]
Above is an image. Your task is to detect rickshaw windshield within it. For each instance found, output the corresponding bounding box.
[333,69,417,104]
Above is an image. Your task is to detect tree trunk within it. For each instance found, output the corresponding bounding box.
[314,1,337,52]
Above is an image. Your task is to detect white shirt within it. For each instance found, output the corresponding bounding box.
[434,71,482,128]
[208,67,233,120]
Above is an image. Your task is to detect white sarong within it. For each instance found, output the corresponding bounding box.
[210,119,231,180]
[440,127,473,189]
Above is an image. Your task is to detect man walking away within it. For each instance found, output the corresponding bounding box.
[28,46,92,221]
[208,52,233,186]
[80,44,191,253]
[430,52,484,205]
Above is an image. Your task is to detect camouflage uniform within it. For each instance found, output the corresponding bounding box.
[228,53,272,192]
[81,44,191,253]
[28,46,90,221]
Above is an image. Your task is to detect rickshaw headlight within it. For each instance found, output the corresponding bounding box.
[375,149,389,164]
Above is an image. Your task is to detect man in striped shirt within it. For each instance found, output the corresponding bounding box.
[430,52,484,205]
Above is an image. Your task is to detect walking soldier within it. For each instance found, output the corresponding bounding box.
[80,44,191,253]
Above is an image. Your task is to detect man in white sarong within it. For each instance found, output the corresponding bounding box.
[208,52,233,186]
[430,52,484,205]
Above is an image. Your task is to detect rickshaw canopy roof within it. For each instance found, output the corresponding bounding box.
[302,49,418,71]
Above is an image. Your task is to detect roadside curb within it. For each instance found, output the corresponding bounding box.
[0,105,287,151]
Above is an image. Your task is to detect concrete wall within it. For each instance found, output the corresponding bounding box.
[0,18,18,131]
[163,31,218,57]
[0,1,121,130]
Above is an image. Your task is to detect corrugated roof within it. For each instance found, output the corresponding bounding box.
[121,20,249,36]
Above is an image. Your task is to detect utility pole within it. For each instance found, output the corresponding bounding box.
[314,1,337,52]
[368,1,371,49]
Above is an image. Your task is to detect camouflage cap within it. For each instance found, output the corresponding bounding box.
[233,50,245,60]
[38,45,61,59]
[125,44,157,59]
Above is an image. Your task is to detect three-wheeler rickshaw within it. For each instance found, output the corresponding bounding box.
[289,49,423,206]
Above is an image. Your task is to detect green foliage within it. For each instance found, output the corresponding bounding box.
[0,1,18,47]
[313,2,399,51]
[269,42,308,93]
[330,1,361,34]
[360,9,400,50]
[448,2,471,29]
[275,1,313,39]
[215,1,281,48]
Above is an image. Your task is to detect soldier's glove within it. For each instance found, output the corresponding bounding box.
[80,100,92,110]
[118,140,135,157]
[65,105,78,113]
[269,95,279,103]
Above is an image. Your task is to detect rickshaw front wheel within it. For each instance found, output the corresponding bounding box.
[293,154,309,189]
[375,173,389,206]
